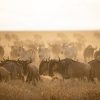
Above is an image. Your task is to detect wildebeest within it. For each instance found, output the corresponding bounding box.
[84,45,97,62]
[47,58,73,79]
[18,60,40,85]
[10,46,19,58]
[39,57,71,78]
[0,59,24,80]
[10,46,26,59]
[48,42,62,58]
[66,60,91,80]
[26,64,40,85]
[38,46,51,61]
[61,43,78,60]
[0,67,11,82]
[88,59,100,82]
[39,58,69,79]
[48,58,91,81]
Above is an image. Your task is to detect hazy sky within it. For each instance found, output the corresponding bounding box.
[0,0,100,30]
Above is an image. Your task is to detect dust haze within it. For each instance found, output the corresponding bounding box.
[0,31,100,61]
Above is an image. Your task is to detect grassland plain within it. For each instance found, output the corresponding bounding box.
[0,79,100,100]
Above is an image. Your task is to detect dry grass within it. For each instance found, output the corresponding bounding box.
[0,79,100,100]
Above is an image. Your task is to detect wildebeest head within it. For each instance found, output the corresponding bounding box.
[0,57,10,66]
[48,59,60,76]
[17,58,32,76]
[0,58,24,80]
[55,58,73,79]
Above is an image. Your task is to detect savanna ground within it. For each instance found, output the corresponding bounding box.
[0,78,100,100]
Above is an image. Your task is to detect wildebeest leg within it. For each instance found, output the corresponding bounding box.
[5,77,8,82]
[26,72,32,83]
[26,77,31,83]
[88,69,96,83]
[35,75,40,82]
[20,73,25,81]
[88,74,96,83]
[32,79,36,86]
[21,76,24,82]
[91,78,96,84]
[35,73,40,82]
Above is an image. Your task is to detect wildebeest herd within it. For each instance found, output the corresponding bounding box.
[39,58,100,82]
[0,56,100,85]
[0,44,100,86]
[0,58,41,85]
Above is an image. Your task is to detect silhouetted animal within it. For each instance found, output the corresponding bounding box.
[89,59,100,82]
[48,58,91,81]
[61,43,78,60]
[10,46,26,59]
[26,64,40,85]
[84,45,96,62]
[67,59,91,80]
[0,59,24,80]
[18,60,40,85]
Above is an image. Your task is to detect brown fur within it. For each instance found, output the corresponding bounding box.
[0,67,11,82]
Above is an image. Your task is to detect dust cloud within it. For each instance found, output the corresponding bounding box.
[0,31,100,62]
